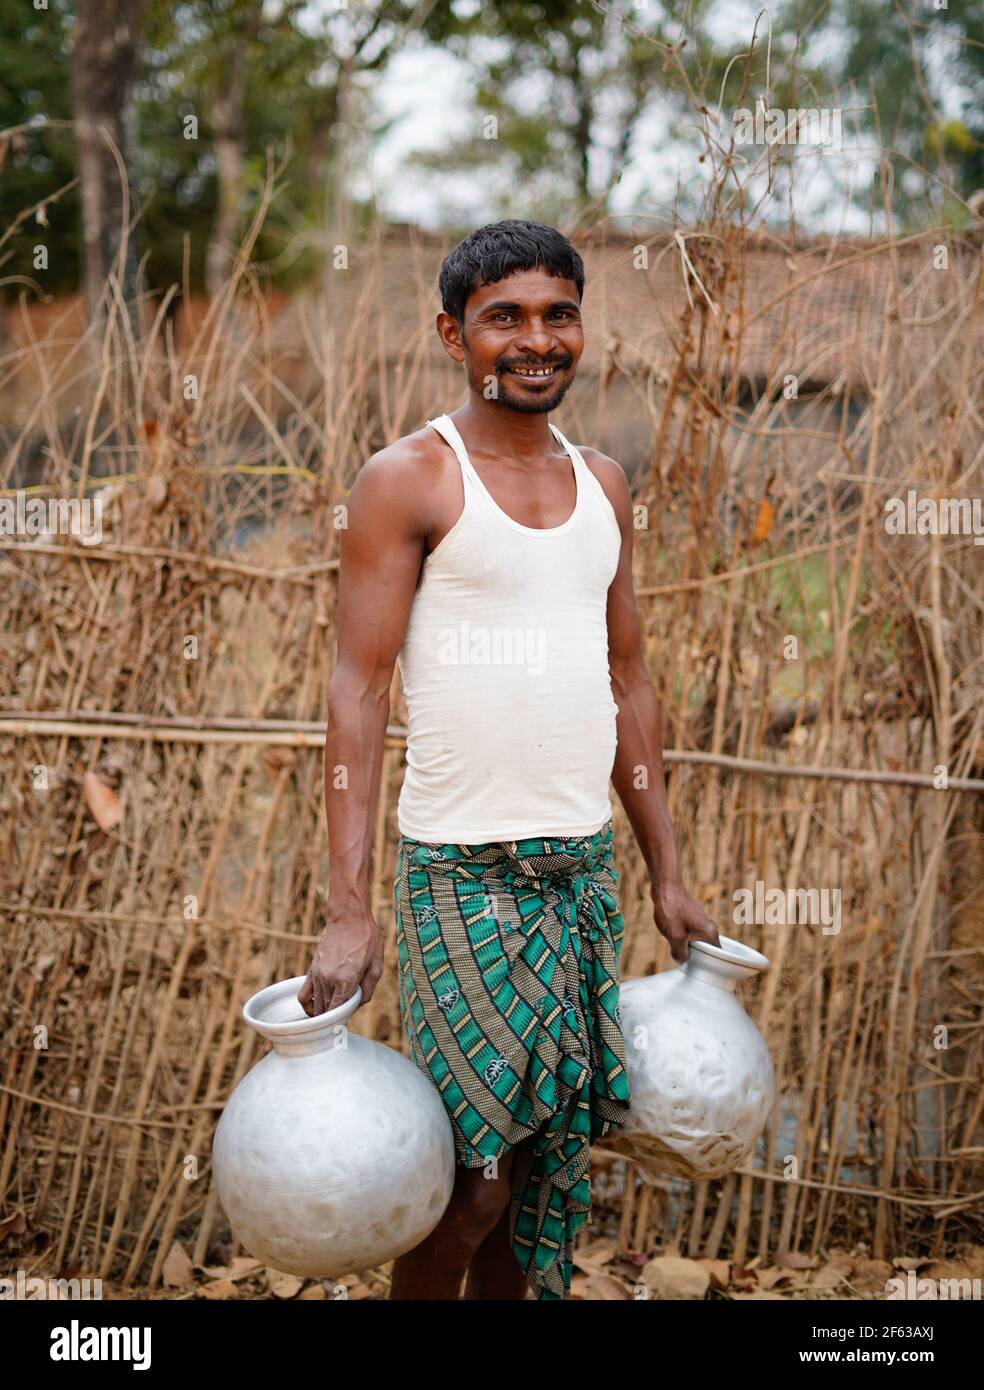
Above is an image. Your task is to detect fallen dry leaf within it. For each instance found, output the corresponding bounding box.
[849,1258,893,1295]
[640,1255,711,1300]
[197,1279,239,1299]
[197,1257,262,1282]
[576,1237,618,1266]
[161,1240,194,1288]
[297,1284,326,1300]
[265,1268,304,1299]
[776,1251,816,1270]
[730,1263,759,1291]
[82,771,121,832]
[811,1260,852,1290]
[582,1270,633,1300]
[921,1260,977,1284]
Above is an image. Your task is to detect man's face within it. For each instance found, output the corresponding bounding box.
[437,267,584,415]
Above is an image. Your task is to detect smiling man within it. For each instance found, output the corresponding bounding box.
[299,219,718,1301]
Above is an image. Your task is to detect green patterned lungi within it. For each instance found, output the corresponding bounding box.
[393,817,631,1300]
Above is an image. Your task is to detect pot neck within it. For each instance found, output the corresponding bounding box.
[681,935,770,992]
[263,1019,356,1058]
[242,978,362,1057]
[684,955,743,993]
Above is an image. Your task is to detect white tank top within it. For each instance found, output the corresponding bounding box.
[395,413,622,844]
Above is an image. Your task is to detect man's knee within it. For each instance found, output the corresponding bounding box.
[452,1156,514,1241]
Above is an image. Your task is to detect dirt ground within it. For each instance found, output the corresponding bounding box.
[8,1230,983,1302]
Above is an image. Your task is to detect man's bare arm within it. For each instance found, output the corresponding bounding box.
[298,440,431,1016]
[584,448,719,963]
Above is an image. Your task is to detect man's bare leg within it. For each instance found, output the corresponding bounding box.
[389,1149,516,1299]
[462,1202,529,1300]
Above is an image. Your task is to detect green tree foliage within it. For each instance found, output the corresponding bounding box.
[0,0,79,297]
[133,0,479,288]
[5,0,977,304]
[788,0,984,221]
[136,0,332,292]
[2,0,459,298]
[412,0,678,224]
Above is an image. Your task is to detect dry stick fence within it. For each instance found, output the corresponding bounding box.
[629,209,984,1266]
[2,212,984,1282]
[4,709,984,792]
[1,543,981,1282]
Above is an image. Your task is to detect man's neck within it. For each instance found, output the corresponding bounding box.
[451,393,558,463]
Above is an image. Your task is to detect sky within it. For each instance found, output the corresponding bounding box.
[304,0,967,236]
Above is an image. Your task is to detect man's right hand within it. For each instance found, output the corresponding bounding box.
[298,902,383,1017]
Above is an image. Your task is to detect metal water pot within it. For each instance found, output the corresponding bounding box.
[601,936,774,1181]
[212,977,456,1277]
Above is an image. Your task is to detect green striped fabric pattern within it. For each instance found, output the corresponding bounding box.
[393,818,631,1300]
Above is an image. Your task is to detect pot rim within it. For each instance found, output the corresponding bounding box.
[242,975,363,1038]
[690,934,770,973]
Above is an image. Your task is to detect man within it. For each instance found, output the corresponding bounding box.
[299,219,718,1301]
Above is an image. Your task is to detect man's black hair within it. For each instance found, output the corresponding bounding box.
[439,219,585,324]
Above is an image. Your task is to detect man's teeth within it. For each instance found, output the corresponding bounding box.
[511,366,556,377]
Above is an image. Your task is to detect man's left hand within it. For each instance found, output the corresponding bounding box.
[652,878,720,963]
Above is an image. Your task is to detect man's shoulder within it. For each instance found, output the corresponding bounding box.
[347,428,450,517]
[358,423,448,490]
[577,445,626,482]
[575,445,631,522]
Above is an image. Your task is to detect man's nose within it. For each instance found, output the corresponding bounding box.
[512,318,556,356]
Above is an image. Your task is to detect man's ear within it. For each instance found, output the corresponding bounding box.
[436,311,466,364]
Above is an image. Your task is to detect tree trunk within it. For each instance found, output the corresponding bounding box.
[327,60,354,250]
[569,43,593,207]
[69,0,145,319]
[205,0,262,300]
[205,80,248,299]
